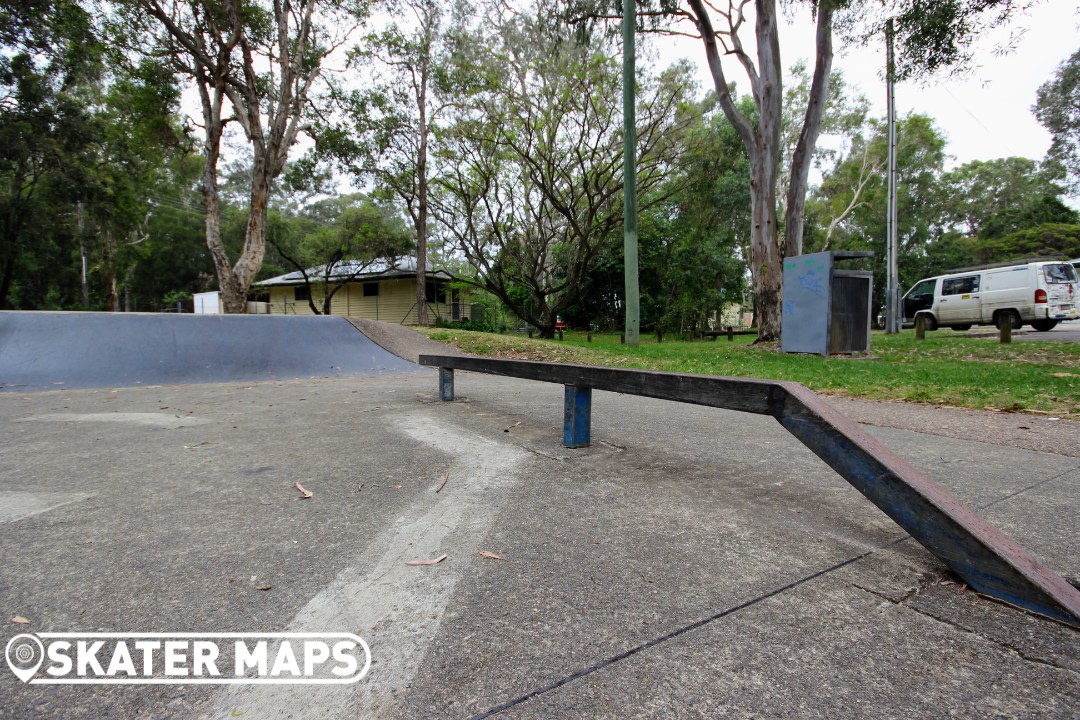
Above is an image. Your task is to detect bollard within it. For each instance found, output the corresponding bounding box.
[727,327,734,342]
[999,320,1012,344]
[528,329,533,339]
[915,315,926,340]
[587,331,592,343]
[558,329,564,341]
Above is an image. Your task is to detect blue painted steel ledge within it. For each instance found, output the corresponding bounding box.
[419,354,1080,628]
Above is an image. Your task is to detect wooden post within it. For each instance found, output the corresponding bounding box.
[587,331,592,343]
[915,315,926,340]
[558,329,564,341]
[1000,320,1012,344]
[727,327,734,342]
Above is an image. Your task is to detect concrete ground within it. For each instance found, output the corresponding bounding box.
[1,323,1077,719]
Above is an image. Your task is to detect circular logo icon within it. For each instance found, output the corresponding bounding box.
[5,634,44,683]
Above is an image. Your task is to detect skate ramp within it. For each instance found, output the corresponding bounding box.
[0,311,419,391]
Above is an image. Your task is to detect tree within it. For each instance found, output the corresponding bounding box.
[639,101,749,339]
[120,0,368,312]
[432,9,699,338]
[566,0,1033,341]
[0,0,102,308]
[806,113,948,311]
[266,194,414,315]
[1034,48,1080,196]
[337,0,460,327]
[938,157,1073,239]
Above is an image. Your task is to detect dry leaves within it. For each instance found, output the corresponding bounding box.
[478,550,506,561]
[406,554,448,566]
[256,585,272,591]
[294,482,313,499]
[11,616,30,625]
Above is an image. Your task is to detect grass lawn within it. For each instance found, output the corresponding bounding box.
[419,327,1080,418]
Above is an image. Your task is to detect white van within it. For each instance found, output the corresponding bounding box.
[902,260,1079,332]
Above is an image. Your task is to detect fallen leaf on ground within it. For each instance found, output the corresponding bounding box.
[294,482,313,499]
[478,550,505,561]
[406,554,448,566]
[256,585,272,591]
[12,616,30,624]
[391,484,402,490]
[357,483,364,492]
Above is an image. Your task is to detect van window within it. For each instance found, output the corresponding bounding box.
[941,275,980,295]
[1043,263,1078,284]
[906,278,936,298]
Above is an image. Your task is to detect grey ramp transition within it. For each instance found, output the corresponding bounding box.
[0,311,419,391]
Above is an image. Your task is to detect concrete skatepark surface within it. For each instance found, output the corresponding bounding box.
[0,314,1077,718]
[0,311,418,391]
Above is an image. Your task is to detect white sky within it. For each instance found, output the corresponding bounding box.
[651,0,1080,173]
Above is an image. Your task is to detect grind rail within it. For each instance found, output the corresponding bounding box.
[419,354,1080,627]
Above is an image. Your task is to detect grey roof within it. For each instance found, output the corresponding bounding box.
[256,256,452,287]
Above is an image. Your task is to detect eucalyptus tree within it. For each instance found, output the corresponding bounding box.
[564,0,1034,341]
[431,8,700,338]
[338,0,468,326]
[118,0,371,312]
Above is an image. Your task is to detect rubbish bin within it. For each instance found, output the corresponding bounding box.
[780,251,874,356]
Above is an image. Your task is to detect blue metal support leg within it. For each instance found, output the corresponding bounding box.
[439,368,454,401]
[563,385,592,448]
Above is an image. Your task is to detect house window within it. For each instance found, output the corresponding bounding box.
[363,282,379,297]
[294,286,310,301]
[425,282,447,304]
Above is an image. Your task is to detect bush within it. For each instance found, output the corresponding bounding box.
[434,317,499,333]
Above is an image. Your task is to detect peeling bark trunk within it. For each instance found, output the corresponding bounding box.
[784,1,834,259]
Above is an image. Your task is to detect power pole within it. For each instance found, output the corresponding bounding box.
[622,0,640,346]
[885,19,900,334]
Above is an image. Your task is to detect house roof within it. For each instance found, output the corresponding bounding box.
[255,257,453,287]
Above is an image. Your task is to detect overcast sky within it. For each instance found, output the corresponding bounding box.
[652,1,1080,177]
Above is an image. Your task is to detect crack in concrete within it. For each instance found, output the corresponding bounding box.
[849,581,1079,677]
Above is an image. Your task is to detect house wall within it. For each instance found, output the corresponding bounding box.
[267,279,467,324]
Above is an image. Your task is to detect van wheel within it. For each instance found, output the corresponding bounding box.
[1030,320,1058,332]
[952,324,971,331]
[995,310,1022,330]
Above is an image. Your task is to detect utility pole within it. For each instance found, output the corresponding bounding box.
[885,19,900,334]
[622,0,639,346]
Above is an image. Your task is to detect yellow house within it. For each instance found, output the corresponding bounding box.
[255,257,469,325]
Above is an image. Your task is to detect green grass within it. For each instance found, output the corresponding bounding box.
[418,327,1080,418]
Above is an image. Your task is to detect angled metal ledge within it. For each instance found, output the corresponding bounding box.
[417,354,1080,627]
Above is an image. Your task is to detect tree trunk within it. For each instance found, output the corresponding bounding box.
[689,0,785,343]
[202,142,244,313]
[749,155,783,341]
[0,253,15,309]
[784,1,834,259]
[414,37,431,327]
